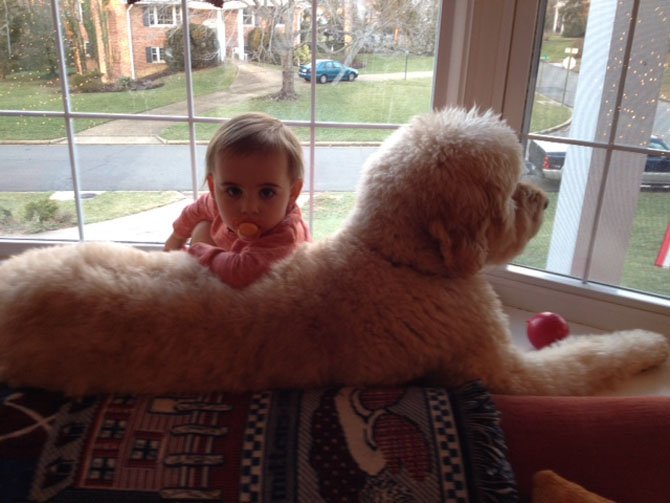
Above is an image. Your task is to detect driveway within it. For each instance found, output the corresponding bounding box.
[75,63,282,143]
[73,65,433,144]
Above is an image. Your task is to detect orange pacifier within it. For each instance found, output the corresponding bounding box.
[237,222,260,240]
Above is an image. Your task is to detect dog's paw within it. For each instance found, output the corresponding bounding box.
[636,331,670,370]
[514,181,548,213]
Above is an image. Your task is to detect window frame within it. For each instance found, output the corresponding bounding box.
[148,46,167,63]
[146,5,182,27]
[0,0,668,330]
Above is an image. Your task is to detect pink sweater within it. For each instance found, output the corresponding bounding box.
[172,194,311,288]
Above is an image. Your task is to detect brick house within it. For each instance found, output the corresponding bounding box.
[89,0,246,82]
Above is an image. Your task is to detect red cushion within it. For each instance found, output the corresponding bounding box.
[493,394,670,503]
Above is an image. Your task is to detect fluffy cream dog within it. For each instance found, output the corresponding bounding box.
[0,108,667,396]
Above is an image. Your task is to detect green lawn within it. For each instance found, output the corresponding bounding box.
[0,191,184,234]
[2,57,571,142]
[309,189,668,298]
[354,53,434,73]
[0,65,237,140]
[540,35,583,63]
[529,95,573,133]
[514,191,669,298]
[308,192,358,241]
[162,77,433,142]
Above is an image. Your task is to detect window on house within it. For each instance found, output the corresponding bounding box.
[147,47,166,63]
[146,5,182,27]
[242,8,254,26]
[0,0,667,321]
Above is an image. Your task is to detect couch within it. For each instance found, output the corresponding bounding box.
[1,381,668,502]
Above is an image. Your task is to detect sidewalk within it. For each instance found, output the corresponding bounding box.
[28,194,314,243]
[29,198,193,243]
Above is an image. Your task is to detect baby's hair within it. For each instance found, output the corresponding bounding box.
[205,112,304,182]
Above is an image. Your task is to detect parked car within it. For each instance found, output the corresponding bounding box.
[298,59,359,83]
[527,136,670,186]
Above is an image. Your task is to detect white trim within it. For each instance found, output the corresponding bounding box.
[127,5,136,80]
[431,0,472,109]
[486,265,670,334]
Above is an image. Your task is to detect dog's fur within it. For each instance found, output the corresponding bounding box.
[0,108,667,396]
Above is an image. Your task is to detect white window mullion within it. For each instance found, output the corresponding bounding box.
[546,0,667,285]
[180,0,200,202]
[50,0,86,241]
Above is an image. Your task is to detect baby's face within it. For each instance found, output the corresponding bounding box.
[209,150,302,240]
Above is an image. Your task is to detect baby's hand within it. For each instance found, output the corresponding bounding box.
[164,233,188,251]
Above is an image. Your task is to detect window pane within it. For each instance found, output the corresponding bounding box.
[313,0,437,124]
[73,118,203,244]
[523,0,670,299]
[1,0,441,250]
[0,119,73,241]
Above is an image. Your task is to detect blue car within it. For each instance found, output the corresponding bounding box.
[298,59,359,83]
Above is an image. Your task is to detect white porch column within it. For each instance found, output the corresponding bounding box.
[237,8,244,60]
[546,0,668,284]
[217,9,226,61]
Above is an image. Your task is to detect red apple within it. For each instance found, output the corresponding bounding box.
[526,312,570,349]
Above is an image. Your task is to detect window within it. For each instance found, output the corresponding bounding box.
[145,5,182,27]
[0,0,667,327]
[516,0,670,301]
[242,8,254,26]
[147,47,166,63]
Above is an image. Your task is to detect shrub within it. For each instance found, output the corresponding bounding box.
[24,197,59,223]
[166,23,220,71]
[69,71,105,93]
[294,44,311,65]
[247,27,276,63]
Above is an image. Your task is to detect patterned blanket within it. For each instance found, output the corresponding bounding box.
[0,381,517,502]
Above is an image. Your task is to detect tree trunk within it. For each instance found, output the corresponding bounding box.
[276,0,296,100]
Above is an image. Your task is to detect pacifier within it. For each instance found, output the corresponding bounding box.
[237,222,260,240]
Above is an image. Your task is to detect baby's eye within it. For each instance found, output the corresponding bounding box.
[259,188,276,200]
[225,187,242,198]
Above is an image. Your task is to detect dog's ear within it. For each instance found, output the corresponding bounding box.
[429,219,489,277]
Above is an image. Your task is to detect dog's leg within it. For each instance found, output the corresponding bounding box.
[487,330,669,395]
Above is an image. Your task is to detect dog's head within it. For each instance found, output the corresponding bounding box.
[348,108,548,277]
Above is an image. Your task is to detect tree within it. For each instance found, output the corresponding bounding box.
[274,0,297,100]
[0,0,27,78]
[61,0,88,75]
[244,0,301,100]
[13,2,58,78]
[560,0,587,38]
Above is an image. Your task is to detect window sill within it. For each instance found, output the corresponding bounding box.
[486,264,670,334]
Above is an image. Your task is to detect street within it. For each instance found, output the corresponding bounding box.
[0,145,378,192]
[2,61,669,196]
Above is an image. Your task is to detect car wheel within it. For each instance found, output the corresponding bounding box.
[348,72,355,81]
[319,74,327,84]
[304,78,310,82]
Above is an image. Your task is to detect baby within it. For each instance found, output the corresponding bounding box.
[164,112,311,288]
